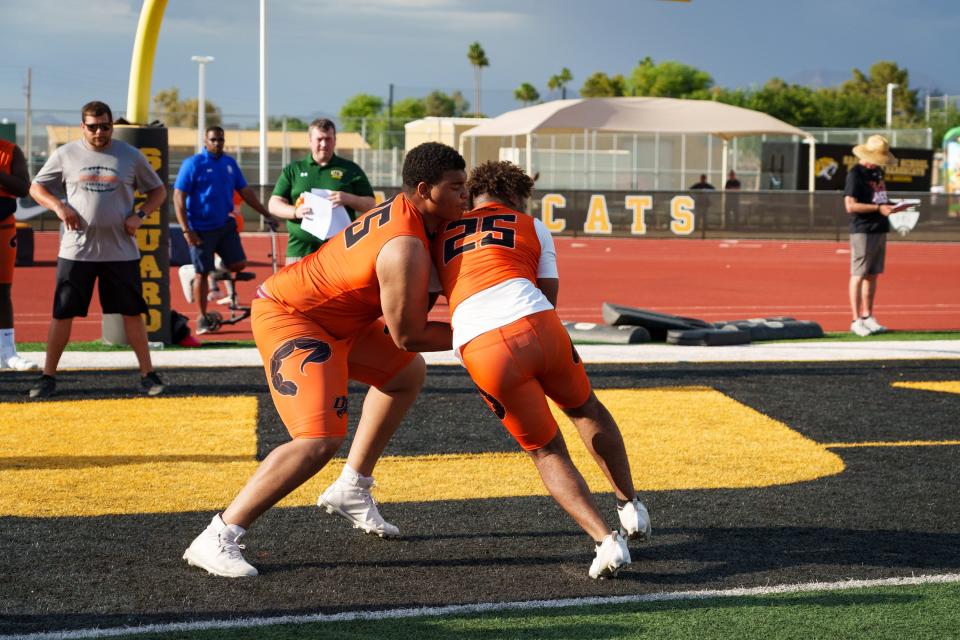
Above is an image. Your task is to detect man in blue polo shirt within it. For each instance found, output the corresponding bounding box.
[174,125,274,333]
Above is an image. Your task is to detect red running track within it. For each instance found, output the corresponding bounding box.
[11,232,960,343]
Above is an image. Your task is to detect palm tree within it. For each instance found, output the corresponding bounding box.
[467,42,489,117]
[514,82,540,106]
[547,67,573,99]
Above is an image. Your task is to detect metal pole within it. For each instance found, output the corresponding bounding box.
[886,83,897,129]
[259,0,268,205]
[24,67,32,177]
[191,56,214,152]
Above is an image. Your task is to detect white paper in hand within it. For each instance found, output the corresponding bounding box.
[300,191,352,240]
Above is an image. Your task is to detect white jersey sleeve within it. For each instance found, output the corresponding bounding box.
[534,217,558,279]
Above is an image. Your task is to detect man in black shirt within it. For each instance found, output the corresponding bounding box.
[844,135,895,336]
[690,174,715,190]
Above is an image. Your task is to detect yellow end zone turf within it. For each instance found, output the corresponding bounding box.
[891,380,960,394]
[0,388,845,517]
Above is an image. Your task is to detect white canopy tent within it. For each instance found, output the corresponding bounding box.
[460,97,817,191]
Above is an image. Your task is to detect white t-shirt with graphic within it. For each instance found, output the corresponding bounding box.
[33,139,163,261]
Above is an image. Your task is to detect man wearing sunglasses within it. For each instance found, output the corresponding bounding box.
[28,100,167,399]
[174,125,274,334]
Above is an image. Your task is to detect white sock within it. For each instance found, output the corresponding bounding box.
[339,464,370,484]
[0,328,15,360]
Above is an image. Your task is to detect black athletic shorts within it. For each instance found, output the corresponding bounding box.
[53,258,148,319]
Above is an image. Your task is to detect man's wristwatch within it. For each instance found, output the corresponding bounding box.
[135,209,147,219]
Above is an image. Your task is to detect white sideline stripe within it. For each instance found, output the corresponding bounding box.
[7,573,960,640]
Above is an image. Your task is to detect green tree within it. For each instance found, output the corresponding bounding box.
[467,42,489,117]
[339,93,385,129]
[547,67,573,99]
[627,57,713,97]
[424,91,456,117]
[152,87,221,127]
[513,82,540,106]
[742,78,819,127]
[267,116,309,131]
[580,72,626,98]
[842,61,919,122]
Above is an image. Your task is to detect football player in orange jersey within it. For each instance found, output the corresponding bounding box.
[184,143,467,577]
[430,161,650,578]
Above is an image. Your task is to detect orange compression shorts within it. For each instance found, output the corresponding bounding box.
[0,221,15,285]
[252,297,417,439]
[460,309,592,451]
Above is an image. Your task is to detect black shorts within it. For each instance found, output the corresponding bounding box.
[53,258,148,319]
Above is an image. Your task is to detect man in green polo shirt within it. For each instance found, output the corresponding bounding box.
[268,118,376,264]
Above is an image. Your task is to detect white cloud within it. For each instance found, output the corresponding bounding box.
[285,0,528,30]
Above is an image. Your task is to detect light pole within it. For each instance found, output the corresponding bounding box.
[886,82,898,130]
[191,55,214,152]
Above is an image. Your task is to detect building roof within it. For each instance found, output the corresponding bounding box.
[461,97,810,140]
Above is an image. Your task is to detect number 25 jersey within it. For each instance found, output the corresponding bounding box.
[431,202,558,351]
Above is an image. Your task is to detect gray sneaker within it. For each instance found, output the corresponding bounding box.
[140,371,166,396]
[318,476,400,538]
[29,375,56,399]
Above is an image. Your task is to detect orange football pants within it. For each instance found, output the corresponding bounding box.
[460,310,591,451]
[252,297,417,439]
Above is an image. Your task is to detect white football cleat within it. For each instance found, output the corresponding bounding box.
[861,315,887,334]
[850,318,872,337]
[618,497,652,542]
[2,354,38,371]
[589,531,631,579]
[318,476,399,538]
[183,514,258,578]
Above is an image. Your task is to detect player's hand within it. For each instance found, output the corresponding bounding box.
[878,204,893,216]
[56,203,82,231]
[184,229,202,246]
[123,214,143,236]
[263,214,279,231]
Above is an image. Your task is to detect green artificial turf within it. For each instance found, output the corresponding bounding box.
[14,331,960,352]
[120,580,960,640]
[16,339,257,351]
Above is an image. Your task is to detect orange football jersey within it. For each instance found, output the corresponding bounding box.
[263,194,429,338]
[431,202,542,314]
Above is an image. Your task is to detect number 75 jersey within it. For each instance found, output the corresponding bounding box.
[431,202,559,350]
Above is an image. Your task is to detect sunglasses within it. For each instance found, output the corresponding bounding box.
[83,122,113,133]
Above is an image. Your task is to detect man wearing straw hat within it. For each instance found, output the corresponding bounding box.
[844,134,896,337]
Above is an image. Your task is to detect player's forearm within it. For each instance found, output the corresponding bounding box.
[392,321,452,353]
[0,172,29,198]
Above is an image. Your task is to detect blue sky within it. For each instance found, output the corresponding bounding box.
[1,0,957,124]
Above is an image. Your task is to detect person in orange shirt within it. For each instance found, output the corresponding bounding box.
[0,139,37,370]
[184,142,467,577]
[431,161,651,579]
